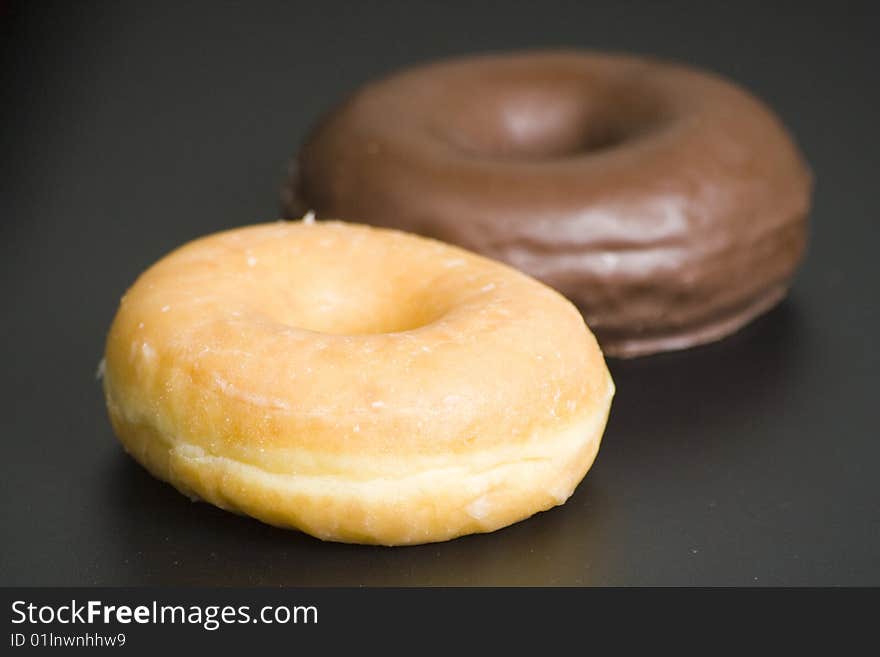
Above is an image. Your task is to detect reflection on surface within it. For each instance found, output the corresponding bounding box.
[606,300,804,458]
[102,301,803,586]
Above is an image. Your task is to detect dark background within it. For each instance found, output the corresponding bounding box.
[2,0,878,586]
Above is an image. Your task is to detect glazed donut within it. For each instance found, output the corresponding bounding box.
[102,220,614,545]
[283,50,812,357]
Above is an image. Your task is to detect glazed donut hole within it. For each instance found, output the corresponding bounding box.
[209,224,476,336]
[247,264,455,336]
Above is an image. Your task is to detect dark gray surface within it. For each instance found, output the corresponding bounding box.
[2,0,878,586]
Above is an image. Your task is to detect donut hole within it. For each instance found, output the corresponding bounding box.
[431,68,661,160]
[274,281,451,335]
[244,242,459,335]
[489,98,624,158]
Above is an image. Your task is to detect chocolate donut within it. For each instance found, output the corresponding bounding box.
[282,51,812,357]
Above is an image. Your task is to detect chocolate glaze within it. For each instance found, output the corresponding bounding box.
[282,51,812,357]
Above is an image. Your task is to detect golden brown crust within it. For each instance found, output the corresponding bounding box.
[103,221,614,545]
